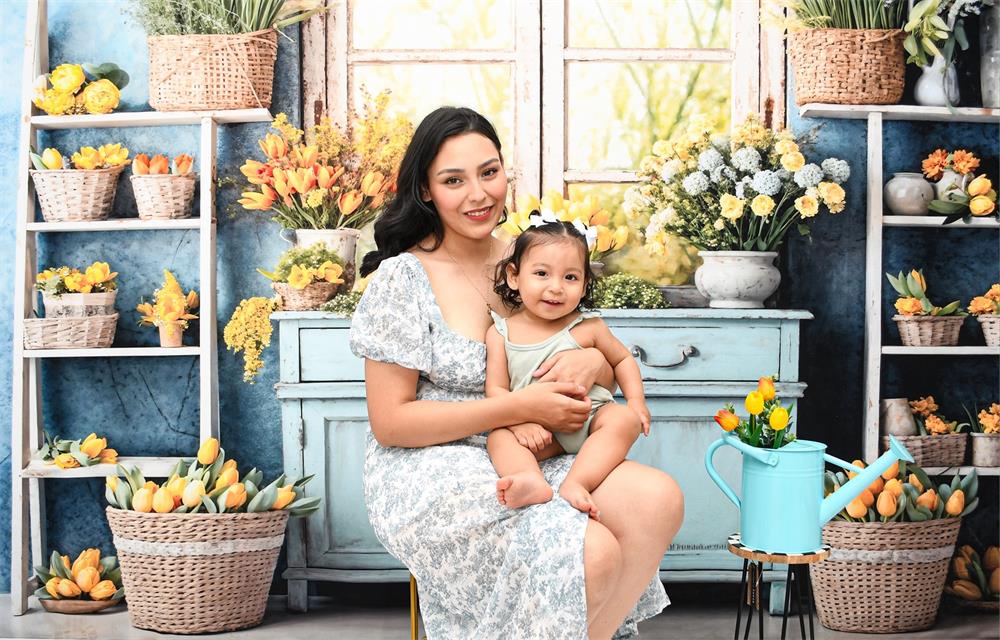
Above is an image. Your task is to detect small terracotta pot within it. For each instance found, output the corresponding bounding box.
[158,323,184,348]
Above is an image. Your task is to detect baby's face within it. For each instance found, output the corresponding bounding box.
[508,239,587,321]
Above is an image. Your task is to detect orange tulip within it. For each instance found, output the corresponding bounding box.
[338,190,364,217]
[315,165,344,189]
[757,376,776,401]
[152,487,175,513]
[240,159,274,186]
[215,467,239,491]
[56,578,81,598]
[713,409,740,432]
[883,478,903,497]
[292,145,318,168]
[259,133,287,160]
[876,490,897,518]
[287,167,317,194]
[272,484,296,510]
[273,168,294,198]
[89,580,116,600]
[238,185,277,211]
[859,489,875,508]
[846,497,867,518]
[361,171,385,197]
[74,566,100,593]
[148,154,170,175]
[173,153,194,175]
[224,483,247,510]
[881,461,899,481]
[132,153,150,175]
[867,475,884,496]
[945,489,964,516]
[908,473,923,493]
[916,489,938,511]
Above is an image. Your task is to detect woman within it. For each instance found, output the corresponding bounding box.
[350,106,683,639]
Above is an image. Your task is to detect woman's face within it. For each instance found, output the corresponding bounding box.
[424,132,507,242]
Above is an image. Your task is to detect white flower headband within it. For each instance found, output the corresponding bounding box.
[527,210,598,250]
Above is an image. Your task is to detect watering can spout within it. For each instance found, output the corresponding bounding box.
[818,435,914,526]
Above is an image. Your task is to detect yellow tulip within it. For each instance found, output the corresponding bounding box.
[80,433,107,459]
[361,171,386,197]
[595,226,614,253]
[967,175,992,197]
[969,195,996,217]
[215,466,239,491]
[945,489,964,516]
[292,144,318,168]
[611,225,628,248]
[132,488,154,513]
[224,483,247,510]
[49,63,86,93]
[74,566,100,593]
[98,448,118,464]
[143,480,159,493]
[908,473,923,493]
[152,487,175,513]
[876,489,897,518]
[768,406,789,431]
[745,391,764,416]
[89,579,117,600]
[41,148,63,170]
[272,484,296,510]
[106,476,118,493]
[259,133,287,160]
[338,190,364,217]
[59,554,70,572]
[758,376,776,401]
[165,475,188,508]
[71,548,100,578]
[54,453,80,469]
[186,290,199,310]
[182,480,206,509]
[45,577,61,599]
[56,578,81,598]
[197,437,220,465]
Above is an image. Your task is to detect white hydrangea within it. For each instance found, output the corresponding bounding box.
[731,147,761,173]
[645,209,669,237]
[661,159,685,182]
[793,163,824,188]
[735,182,745,199]
[751,170,782,196]
[821,157,851,183]
[710,134,731,150]
[775,168,792,181]
[682,171,710,196]
[698,148,724,172]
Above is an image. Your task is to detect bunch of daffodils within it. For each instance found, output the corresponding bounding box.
[37,431,117,469]
[886,268,965,317]
[34,262,118,296]
[34,548,124,602]
[30,143,129,171]
[713,376,796,450]
[32,62,128,116]
[136,270,199,338]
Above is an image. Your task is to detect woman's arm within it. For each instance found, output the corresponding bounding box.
[533,347,616,391]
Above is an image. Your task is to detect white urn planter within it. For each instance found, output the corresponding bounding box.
[694,251,780,309]
[281,228,361,291]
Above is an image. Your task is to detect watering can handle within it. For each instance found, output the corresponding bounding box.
[705,438,740,509]
[823,453,866,475]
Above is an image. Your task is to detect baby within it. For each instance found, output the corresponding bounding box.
[485,217,650,518]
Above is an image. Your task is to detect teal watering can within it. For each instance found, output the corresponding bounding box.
[705,433,914,553]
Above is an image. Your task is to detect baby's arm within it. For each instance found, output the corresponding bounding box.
[485,326,512,398]
[588,319,651,435]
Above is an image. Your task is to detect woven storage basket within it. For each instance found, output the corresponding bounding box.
[148,30,278,111]
[881,433,967,467]
[789,29,905,106]
[23,314,118,349]
[41,291,117,318]
[106,507,288,634]
[272,281,339,311]
[811,518,961,633]
[131,174,196,219]
[30,165,125,222]
[978,315,999,347]
[893,314,964,347]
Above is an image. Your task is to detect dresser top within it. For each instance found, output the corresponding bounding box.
[273,309,814,322]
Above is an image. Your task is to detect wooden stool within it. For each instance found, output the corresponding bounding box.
[727,533,830,640]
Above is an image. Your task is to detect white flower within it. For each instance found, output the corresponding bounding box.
[713,218,726,231]
[735,182,745,199]
[793,163,824,188]
[751,170,782,196]
[821,158,850,184]
[775,168,791,181]
[710,134,730,150]
[661,159,684,182]
[731,147,761,173]
[682,171,710,196]
[697,148,724,172]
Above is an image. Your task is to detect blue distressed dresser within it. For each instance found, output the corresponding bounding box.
[274,308,812,611]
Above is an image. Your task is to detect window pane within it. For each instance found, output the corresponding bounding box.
[567,0,731,49]
[352,1,515,50]
[566,61,731,171]
[352,63,515,149]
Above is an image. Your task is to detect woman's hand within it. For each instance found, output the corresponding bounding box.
[513,382,591,433]
[533,348,613,390]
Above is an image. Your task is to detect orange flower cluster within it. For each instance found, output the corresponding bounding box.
[922,148,981,180]
[133,153,193,176]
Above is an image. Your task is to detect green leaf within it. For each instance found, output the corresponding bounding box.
[34,566,53,583]
[938,483,952,503]
[34,586,52,599]
[955,23,969,50]
[113,586,126,600]
[248,484,277,513]
[105,486,119,508]
[50,550,71,579]
[114,479,134,511]
[961,469,979,500]
[200,495,218,514]
[886,273,908,297]
[961,496,979,517]
[930,15,949,30]
[903,33,918,56]
[292,474,314,488]
[99,555,117,576]
[29,152,47,170]
[105,566,121,585]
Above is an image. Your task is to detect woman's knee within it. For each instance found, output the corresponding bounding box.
[584,521,623,589]
[627,464,684,534]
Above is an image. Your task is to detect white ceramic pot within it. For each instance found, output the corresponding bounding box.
[281,228,361,291]
[970,432,1000,467]
[41,290,117,318]
[879,398,918,437]
[914,55,960,107]
[694,251,780,309]
[883,173,934,215]
[933,169,969,200]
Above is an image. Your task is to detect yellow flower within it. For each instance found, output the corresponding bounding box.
[49,64,85,93]
[780,152,805,172]
[969,296,997,315]
[70,146,102,170]
[979,410,1000,434]
[84,262,116,285]
[97,143,129,167]
[54,453,80,469]
[794,194,819,218]
[197,437,220,465]
[909,395,938,417]
[71,548,100,578]
[79,433,106,459]
[41,148,63,170]
[259,133,287,160]
[272,484,296,510]
[224,483,248,510]
[969,195,996,216]
[769,406,790,431]
[720,194,745,221]
[305,188,328,209]
[713,218,726,231]
[56,578,81,598]
[316,261,345,284]
[74,566,100,593]
[182,480,207,508]
[651,140,673,158]
[967,175,992,197]
[924,414,952,434]
[750,194,775,218]
[894,296,924,316]
[80,79,120,114]
[89,580,116,600]
[152,487,175,513]
[287,264,314,290]
[988,284,1000,302]
[224,296,280,383]
[131,487,154,512]
[361,171,386,197]
[817,181,845,205]
[33,89,75,115]
[45,577,61,599]
[165,475,188,501]
[215,466,239,491]
[745,391,765,416]
[98,448,118,464]
[774,139,798,155]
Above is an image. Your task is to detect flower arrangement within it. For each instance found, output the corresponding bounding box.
[634,114,849,253]
[32,62,128,116]
[922,148,981,179]
[763,0,907,31]
[909,395,969,435]
[946,544,1000,603]
[29,143,130,171]
[106,437,320,516]
[590,273,667,309]
[34,262,118,296]
[258,243,345,290]
[224,296,281,383]
[826,461,978,522]
[128,0,325,35]
[136,269,199,339]
[903,0,986,69]
[930,173,997,221]
[964,403,1000,434]
[34,548,124,602]
[500,192,630,262]
[713,376,796,449]
[37,431,117,469]
[132,153,194,176]
[969,284,1000,316]
[238,92,414,230]
[320,291,364,317]
[886,269,965,316]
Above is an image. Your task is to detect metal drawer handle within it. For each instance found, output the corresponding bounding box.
[630,345,698,369]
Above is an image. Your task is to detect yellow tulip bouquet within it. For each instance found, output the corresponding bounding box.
[947,544,1000,603]
[29,143,130,172]
[34,548,124,603]
[238,91,414,230]
[886,268,966,317]
[37,431,117,469]
[106,438,320,516]
[32,62,128,116]
[136,269,199,340]
[826,460,978,523]
[34,262,118,297]
[713,375,796,449]
[909,395,969,435]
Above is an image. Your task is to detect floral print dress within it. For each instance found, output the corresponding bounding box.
[350,253,668,639]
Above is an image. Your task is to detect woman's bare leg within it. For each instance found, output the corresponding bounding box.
[584,519,623,630]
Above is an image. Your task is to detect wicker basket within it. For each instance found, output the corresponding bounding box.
[811,518,961,633]
[131,174,196,220]
[23,314,118,349]
[30,165,125,222]
[881,433,967,467]
[789,29,905,106]
[893,315,965,347]
[978,315,999,347]
[106,507,288,634]
[969,432,1000,467]
[148,30,278,111]
[41,291,117,318]
[272,281,339,311]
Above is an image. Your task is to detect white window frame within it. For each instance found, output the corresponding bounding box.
[302,0,785,197]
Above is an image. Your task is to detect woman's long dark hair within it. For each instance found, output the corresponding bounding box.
[360,107,506,277]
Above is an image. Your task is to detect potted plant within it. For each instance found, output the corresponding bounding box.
[105,437,320,633]
[968,283,1000,346]
[136,269,199,347]
[881,395,969,467]
[590,273,668,309]
[965,403,1000,467]
[29,144,130,222]
[127,0,324,110]
[237,93,414,290]
[922,147,985,199]
[258,243,345,311]
[886,268,967,346]
[130,153,196,220]
[905,0,986,107]
[634,114,849,308]
[33,547,125,614]
[32,61,128,116]
[26,262,120,350]
[945,544,1000,609]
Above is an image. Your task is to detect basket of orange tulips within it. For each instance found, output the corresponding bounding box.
[130,153,195,220]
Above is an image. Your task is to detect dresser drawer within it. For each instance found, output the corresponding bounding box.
[609,325,781,382]
[300,328,364,382]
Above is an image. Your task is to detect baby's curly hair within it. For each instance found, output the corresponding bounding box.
[493,216,596,310]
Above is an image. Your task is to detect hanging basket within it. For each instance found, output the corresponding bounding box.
[789,29,905,106]
[893,315,965,347]
[131,174,196,220]
[881,433,967,467]
[106,507,288,634]
[977,315,999,347]
[811,518,961,633]
[147,30,278,111]
[23,314,118,349]
[272,281,339,311]
[30,166,125,222]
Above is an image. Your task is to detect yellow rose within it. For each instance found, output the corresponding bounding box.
[780,151,805,172]
[80,79,120,115]
[287,264,314,290]
[969,195,996,216]
[967,175,992,197]
[774,139,799,155]
[70,147,102,170]
[41,148,64,170]
[720,194,745,221]
[894,296,924,315]
[652,140,673,158]
[97,143,129,167]
[817,181,845,204]
[49,64,85,93]
[794,194,819,218]
[33,89,75,115]
[751,194,775,217]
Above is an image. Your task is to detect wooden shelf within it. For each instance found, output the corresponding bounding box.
[882,346,1000,356]
[799,103,1000,123]
[923,466,1000,477]
[23,346,201,358]
[30,108,272,129]
[883,216,1000,228]
[21,456,183,478]
[26,218,208,232]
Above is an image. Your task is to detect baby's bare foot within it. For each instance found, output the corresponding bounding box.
[559,481,600,520]
[496,472,553,509]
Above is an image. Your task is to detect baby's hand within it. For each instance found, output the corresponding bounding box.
[509,423,553,453]
[627,399,651,436]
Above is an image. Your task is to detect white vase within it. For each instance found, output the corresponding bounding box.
[883,172,934,215]
[933,169,970,199]
[281,228,361,291]
[879,398,918,437]
[914,55,960,107]
[693,251,780,309]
